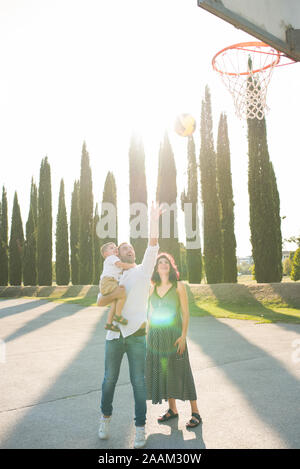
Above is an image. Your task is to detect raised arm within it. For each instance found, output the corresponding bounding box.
[149,201,161,246]
[140,201,162,277]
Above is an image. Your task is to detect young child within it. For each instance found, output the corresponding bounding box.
[99,242,135,332]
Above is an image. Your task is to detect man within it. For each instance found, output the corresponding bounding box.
[97,202,161,449]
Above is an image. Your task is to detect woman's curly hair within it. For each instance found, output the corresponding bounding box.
[151,252,180,285]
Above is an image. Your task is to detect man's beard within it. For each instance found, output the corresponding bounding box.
[121,254,135,264]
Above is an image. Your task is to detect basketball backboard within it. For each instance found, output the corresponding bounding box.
[197,0,300,62]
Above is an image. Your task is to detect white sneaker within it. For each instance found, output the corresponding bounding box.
[134,426,146,449]
[98,415,111,440]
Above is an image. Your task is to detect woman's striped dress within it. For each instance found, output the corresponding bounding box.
[146,284,197,405]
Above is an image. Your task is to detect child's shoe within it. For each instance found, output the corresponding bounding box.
[105,323,120,332]
[113,315,128,325]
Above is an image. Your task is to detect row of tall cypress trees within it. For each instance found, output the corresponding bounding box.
[199,87,238,283]
[198,84,282,284]
[0,134,196,286]
[0,144,129,286]
[0,84,283,285]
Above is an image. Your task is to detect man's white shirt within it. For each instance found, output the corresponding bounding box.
[97,244,159,340]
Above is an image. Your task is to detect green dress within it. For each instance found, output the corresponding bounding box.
[146,283,197,405]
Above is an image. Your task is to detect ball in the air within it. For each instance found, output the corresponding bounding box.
[174,114,196,137]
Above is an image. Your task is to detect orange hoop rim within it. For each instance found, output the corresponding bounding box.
[212,41,281,76]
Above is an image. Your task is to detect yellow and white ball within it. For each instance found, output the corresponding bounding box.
[174,113,196,137]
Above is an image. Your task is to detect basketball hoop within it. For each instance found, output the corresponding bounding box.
[212,41,292,120]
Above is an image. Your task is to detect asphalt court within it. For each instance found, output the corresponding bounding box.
[0,298,299,449]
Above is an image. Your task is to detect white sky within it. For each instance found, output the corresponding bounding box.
[0,0,299,258]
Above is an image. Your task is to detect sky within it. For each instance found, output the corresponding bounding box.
[0,0,299,258]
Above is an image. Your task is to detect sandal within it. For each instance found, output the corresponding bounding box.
[186,412,202,428]
[158,408,179,423]
[113,315,128,325]
[105,323,120,332]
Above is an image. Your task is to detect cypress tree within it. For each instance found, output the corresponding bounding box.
[23,179,38,285]
[156,133,181,270]
[97,172,118,279]
[37,157,52,286]
[199,86,223,284]
[55,179,70,285]
[79,142,94,285]
[9,192,24,285]
[0,186,9,285]
[99,171,118,253]
[216,113,237,283]
[30,177,38,226]
[70,180,80,285]
[247,116,282,282]
[291,247,300,281]
[23,211,37,286]
[246,62,282,283]
[270,161,283,280]
[181,136,202,283]
[129,134,148,263]
[93,203,101,285]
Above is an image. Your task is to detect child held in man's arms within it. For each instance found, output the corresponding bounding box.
[99,242,135,331]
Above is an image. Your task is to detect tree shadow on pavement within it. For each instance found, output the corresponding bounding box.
[0,303,113,449]
[0,299,206,449]
[2,294,300,449]
[3,301,86,344]
[187,312,300,449]
[2,302,173,449]
[0,299,49,320]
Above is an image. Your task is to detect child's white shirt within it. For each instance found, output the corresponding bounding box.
[100,255,122,282]
[97,244,159,340]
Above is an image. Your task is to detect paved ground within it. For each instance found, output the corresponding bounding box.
[0,298,299,449]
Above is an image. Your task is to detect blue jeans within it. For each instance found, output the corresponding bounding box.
[101,334,147,427]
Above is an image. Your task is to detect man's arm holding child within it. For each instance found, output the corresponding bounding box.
[97,285,126,307]
[115,261,136,270]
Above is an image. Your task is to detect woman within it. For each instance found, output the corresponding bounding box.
[146,252,201,428]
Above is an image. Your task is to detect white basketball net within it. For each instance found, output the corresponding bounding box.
[213,43,281,120]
